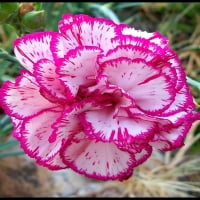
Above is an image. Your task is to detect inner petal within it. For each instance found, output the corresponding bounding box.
[34,59,68,101]
[79,107,155,143]
[101,58,175,113]
[57,46,102,97]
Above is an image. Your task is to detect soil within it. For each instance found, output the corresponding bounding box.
[0,154,122,197]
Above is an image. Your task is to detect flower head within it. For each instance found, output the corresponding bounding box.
[0,14,199,181]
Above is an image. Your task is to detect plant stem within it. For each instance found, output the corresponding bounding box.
[0,115,11,129]
[0,140,18,151]
[187,76,200,90]
[89,3,120,24]
[0,50,19,64]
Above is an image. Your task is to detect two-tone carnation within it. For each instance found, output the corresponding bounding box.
[0,14,199,181]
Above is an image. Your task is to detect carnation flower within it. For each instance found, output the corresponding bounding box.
[0,14,199,181]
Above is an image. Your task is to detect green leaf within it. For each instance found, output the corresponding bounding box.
[114,2,144,9]
[0,151,24,158]
[0,49,19,64]
[0,3,19,24]
[186,76,200,91]
[89,3,120,24]
[0,115,11,129]
[0,123,13,137]
[0,140,18,151]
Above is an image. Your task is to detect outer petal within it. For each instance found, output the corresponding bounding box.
[34,59,68,101]
[129,107,191,127]
[160,111,192,126]
[149,121,193,151]
[101,58,175,113]
[10,117,23,139]
[0,75,58,119]
[98,40,179,91]
[60,14,118,52]
[98,45,155,64]
[111,35,164,54]
[14,32,58,73]
[79,107,155,143]
[111,35,185,91]
[60,131,135,181]
[20,109,64,162]
[52,14,118,61]
[134,145,152,165]
[161,84,195,115]
[163,48,187,91]
[128,107,173,131]
[36,151,68,170]
[118,143,152,166]
[117,24,169,48]
[58,13,73,32]
[57,46,102,97]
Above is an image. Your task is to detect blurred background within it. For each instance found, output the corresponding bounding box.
[0,2,200,197]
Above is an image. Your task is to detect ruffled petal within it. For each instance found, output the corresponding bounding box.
[34,59,68,101]
[50,33,78,63]
[60,131,135,181]
[160,111,192,126]
[117,24,169,48]
[10,117,23,139]
[0,75,58,119]
[20,109,63,161]
[149,121,193,151]
[87,79,134,111]
[101,58,175,113]
[79,107,155,143]
[118,143,152,166]
[58,13,73,31]
[109,35,184,91]
[163,48,187,91]
[99,44,155,64]
[14,32,58,73]
[128,107,173,131]
[57,46,101,97]
[111,35,164,54]
[129,106,192,128]
[134,145,153,165]
[59,14,118,53]
[51,99,103,144]
[161,84,195,115]
[36,151,68,170]
[52,14,117,61]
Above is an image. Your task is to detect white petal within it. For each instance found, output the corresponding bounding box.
[14,32,57,72]
[79,107,155,143]
[58,46,101,97]
[34,59,68,101]
[0,75,58,119]
[102,58,175,113]
[61,131,135,181]
[20,110,63,161]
